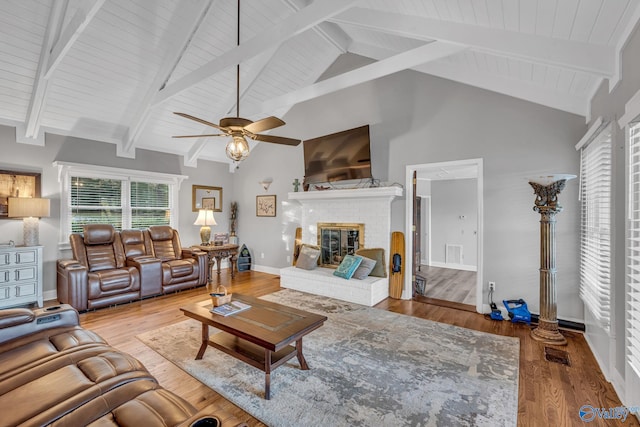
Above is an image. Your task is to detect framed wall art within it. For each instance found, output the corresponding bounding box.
[192,185,222,212]
[256,195,276,217]
[0,170,41,219]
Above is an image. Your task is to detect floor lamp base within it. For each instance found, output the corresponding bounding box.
[531,319,567,346]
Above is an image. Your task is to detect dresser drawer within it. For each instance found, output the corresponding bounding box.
[0,249,37,266]
[0,266,37,282]
[15,282,37,298]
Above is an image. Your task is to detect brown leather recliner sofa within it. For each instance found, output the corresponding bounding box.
[57,224,207,311]
[0,304,243,426]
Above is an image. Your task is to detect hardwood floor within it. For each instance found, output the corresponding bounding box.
[73,270,638,427]
[418,265,476,306]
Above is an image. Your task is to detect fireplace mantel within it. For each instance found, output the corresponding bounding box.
[288,186,402,202]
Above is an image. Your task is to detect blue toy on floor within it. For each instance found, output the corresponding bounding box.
[503,299,531,324]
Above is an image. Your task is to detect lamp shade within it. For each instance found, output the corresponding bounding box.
[527,174,576,186]
[8,197,50,218]
[194,209,216,226]
[226,134,250,162]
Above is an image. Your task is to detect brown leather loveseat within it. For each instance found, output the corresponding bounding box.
[0,304,242,426]
[57,224,207,311]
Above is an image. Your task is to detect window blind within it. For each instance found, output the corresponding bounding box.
[131,181,171,228]
[70,177,123,232]
[579,125,612,330]
[627,121,640,376]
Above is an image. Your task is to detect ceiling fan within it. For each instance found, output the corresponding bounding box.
[173,0,301,162]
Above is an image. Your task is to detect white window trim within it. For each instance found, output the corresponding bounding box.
[54,161,187,250]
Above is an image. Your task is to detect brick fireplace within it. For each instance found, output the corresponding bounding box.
[283,186,403,306]
[288,186,403,269]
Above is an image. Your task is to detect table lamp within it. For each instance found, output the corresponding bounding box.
[8,197,50,246]
[194,209,216,245]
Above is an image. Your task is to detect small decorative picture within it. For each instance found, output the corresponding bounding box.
[201,197,216,210]
[256,195,276,217]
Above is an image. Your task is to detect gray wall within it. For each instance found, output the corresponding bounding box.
[0,126,234,297]
[583,22,640,401]
[235,59,586,322]
[430,179,477,267]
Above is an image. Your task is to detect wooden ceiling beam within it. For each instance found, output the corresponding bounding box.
[332,7,615,78]
[152,0,360,107]
[246,41,466,117]
[119,0,216,158]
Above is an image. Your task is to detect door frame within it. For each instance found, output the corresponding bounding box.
[404,158,484,313]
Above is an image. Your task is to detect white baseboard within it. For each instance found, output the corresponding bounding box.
[252,264,281,276]
[43,289,57,303]
[430,261,477,272]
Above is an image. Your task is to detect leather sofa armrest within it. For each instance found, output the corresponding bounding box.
[182,249,208,285]
[127,256,163,297]
[0,305,80,345]
[57,259,89,311]
[0,307,35,329]
[176,405,248,427]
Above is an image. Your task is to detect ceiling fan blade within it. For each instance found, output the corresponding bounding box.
[172,134,227,139]
[251,133,301,146]
[173,112,226,131]
[244,116,285,134]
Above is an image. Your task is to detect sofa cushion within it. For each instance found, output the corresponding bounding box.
[91,269,134,292]
[352,256,377,280]
[355,248,387,278]
[86,245,118,272]
[84,224,116,245]
[164,259,195,278]
[333,255,363,280]
[148,226,174,241]
[295,244,321,270]
[121,229,147,257]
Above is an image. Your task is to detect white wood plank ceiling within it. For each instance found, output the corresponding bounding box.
[0,0,638,165]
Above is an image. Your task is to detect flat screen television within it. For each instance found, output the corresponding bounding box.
[303,125,372,185]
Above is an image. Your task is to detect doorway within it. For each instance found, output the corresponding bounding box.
[404,159,483,313]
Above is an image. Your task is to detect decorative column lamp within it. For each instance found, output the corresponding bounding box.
[194,209,216,245]
[528,174,576,346]
[8,197,50,246]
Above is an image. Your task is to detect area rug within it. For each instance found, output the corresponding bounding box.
[137,290,519,426]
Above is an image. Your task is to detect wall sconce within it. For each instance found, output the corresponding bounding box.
[8,197,50,246]
[259,178,273,191]
[194,209,216,245]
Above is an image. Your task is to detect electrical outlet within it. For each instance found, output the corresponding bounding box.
[488,281,496,291]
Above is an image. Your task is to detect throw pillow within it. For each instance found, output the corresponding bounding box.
[333,255,363,280]
[295,244,321,270]
[352,256,377,280]
[355,248,386,277]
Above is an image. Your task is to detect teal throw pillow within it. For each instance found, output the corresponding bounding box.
[333,255,363,280]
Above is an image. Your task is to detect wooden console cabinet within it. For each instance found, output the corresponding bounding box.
[0,245,43,309]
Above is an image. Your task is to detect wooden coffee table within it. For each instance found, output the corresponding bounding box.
[180,294,327,399]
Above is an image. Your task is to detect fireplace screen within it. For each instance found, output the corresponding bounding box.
[317,223,364,268]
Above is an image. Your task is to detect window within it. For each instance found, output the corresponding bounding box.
[577,123,612,330]
[55,162,186,246]
[131,181,171,228]
[628,120,640,376]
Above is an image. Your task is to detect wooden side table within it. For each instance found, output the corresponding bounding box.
[194,244,239,284]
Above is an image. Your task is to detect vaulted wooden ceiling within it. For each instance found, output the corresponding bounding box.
[1,0,638,166]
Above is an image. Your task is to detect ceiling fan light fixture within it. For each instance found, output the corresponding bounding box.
[226,134,250,162]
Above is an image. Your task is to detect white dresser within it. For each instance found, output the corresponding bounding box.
[0,245,43,308]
